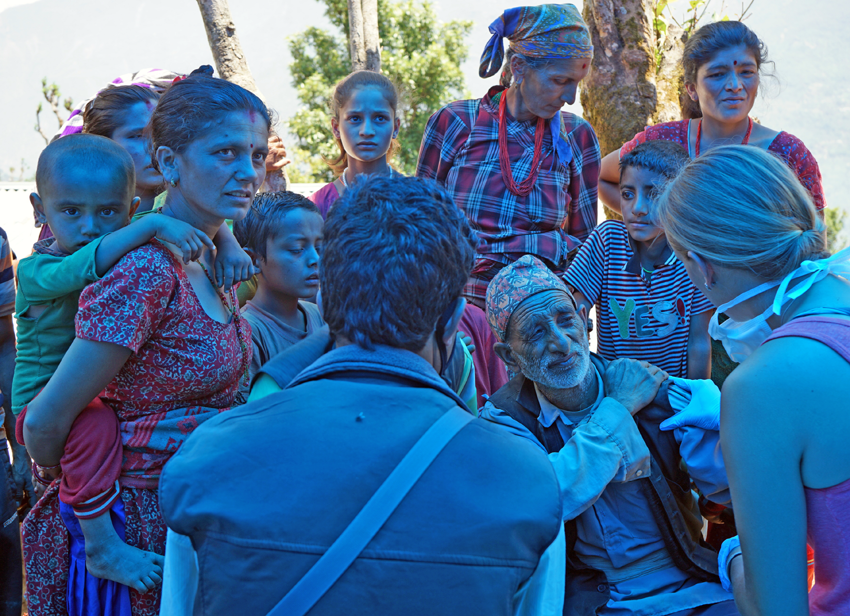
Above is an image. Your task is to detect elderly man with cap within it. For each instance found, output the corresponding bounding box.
[416,4,601,310]
[481,255,740,616]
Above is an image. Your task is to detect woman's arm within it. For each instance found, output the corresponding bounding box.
[23,338,131,466]
[599,150,622,213]
[687,309,712,379]
[720,361,810,616]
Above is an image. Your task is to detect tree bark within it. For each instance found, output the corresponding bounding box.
[362,0,381,71]
[348,0,367,71]
[195,0,262,97]
[580,0,657,159]
[348,0,381,72]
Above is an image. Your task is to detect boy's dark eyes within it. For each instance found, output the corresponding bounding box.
[621,190,635,200]
[63,208,79,216]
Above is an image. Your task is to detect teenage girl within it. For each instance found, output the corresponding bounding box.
[308,70,401,218]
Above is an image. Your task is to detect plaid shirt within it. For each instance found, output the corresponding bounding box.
[416,86,600,268]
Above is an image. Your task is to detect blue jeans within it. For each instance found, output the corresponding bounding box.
[0,437,22,616]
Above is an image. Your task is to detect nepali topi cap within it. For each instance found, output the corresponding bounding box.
[486,255,574,342]
[479,4,593,79]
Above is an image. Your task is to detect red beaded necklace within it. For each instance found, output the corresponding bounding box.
[695,117,753,157]
[498,91,546,197]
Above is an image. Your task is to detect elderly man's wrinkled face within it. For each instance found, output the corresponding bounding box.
[503,289,591,389]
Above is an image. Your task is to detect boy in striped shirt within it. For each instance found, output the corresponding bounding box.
[565,141,713,378]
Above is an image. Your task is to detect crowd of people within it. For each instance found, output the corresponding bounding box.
[0,3,846,616]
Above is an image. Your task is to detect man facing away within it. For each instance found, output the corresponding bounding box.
[158,176,566,615]
[481,255,738,616]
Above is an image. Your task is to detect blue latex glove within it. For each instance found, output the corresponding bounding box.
[660,377,721,432]
[717,535,742,593]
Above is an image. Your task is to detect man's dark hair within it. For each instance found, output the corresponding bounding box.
[233,191,320,260]
[619,140,689,182]
[322,175,476,352]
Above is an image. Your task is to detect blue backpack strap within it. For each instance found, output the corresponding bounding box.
[267,405,474,616]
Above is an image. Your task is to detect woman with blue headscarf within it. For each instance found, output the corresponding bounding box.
[416,4,601,310]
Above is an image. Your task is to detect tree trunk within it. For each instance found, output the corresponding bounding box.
[580,0,658,159]
[195,0,262,97]
[348,0,381,72]
[362,0,381,71]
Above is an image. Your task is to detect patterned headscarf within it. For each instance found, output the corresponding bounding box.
[486,255,576,342]
[53,68,186,141]
[479,4,593,79]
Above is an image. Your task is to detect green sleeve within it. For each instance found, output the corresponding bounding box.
[247,373,282,403]
[16,236,105,304]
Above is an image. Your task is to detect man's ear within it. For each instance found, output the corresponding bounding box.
[688,251,715,290]
[30,193,47,224]
[440,297,467,347]
[577,303,589,337]
[128,197,141,219]
[156,146,178,185]
[494,341,521,375]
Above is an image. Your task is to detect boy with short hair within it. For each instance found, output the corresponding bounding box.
[233,191,325,401]
[14,133,213,595]
[565,140,713,378]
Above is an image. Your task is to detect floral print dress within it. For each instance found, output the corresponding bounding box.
[22,240,251,616]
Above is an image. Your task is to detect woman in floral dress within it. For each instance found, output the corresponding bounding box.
[20,66,270,616]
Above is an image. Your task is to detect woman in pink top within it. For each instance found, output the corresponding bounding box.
[598,21,825,215]
[656,145,850,615]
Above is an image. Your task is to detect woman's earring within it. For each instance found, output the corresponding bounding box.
[169,178,178,187]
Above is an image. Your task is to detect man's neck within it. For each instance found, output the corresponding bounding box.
[250,286,305,331]
[537,363,599,413]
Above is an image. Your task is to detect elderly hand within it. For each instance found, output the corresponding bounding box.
[660,377,721,432]
[603,358,667,415]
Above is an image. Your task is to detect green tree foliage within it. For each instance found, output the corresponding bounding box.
[825,207,848,254]
[287,0,472,182]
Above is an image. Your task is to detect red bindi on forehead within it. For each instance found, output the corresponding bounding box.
[582,63,587,69]
[733,60,737,65]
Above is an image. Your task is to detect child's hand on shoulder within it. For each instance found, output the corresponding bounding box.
[148,214,215,264]
[213,240,259,291]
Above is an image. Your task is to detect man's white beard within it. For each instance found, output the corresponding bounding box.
[514,336,591,390]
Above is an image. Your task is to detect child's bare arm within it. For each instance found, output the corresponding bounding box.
[212,223,257,290]
[95,214,214,276]
[687,309,713,379]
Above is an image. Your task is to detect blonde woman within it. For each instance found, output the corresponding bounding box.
[656,145,850,616]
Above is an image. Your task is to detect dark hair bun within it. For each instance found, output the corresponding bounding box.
[189,65,215,78]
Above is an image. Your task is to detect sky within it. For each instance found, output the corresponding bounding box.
[0,0,846,214]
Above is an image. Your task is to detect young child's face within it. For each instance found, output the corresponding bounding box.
[333,86,399,165]
[32,163,137,255]
[259,208,324,300]
[619,165,666,246]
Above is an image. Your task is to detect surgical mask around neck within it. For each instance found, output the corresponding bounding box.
[709,247,850,363]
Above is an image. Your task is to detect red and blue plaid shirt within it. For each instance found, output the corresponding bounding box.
[416,86,601,269]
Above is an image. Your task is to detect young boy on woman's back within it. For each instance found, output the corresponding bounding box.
[14,134,213,596]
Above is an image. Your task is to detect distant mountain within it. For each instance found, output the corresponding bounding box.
[0,0,846,213]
